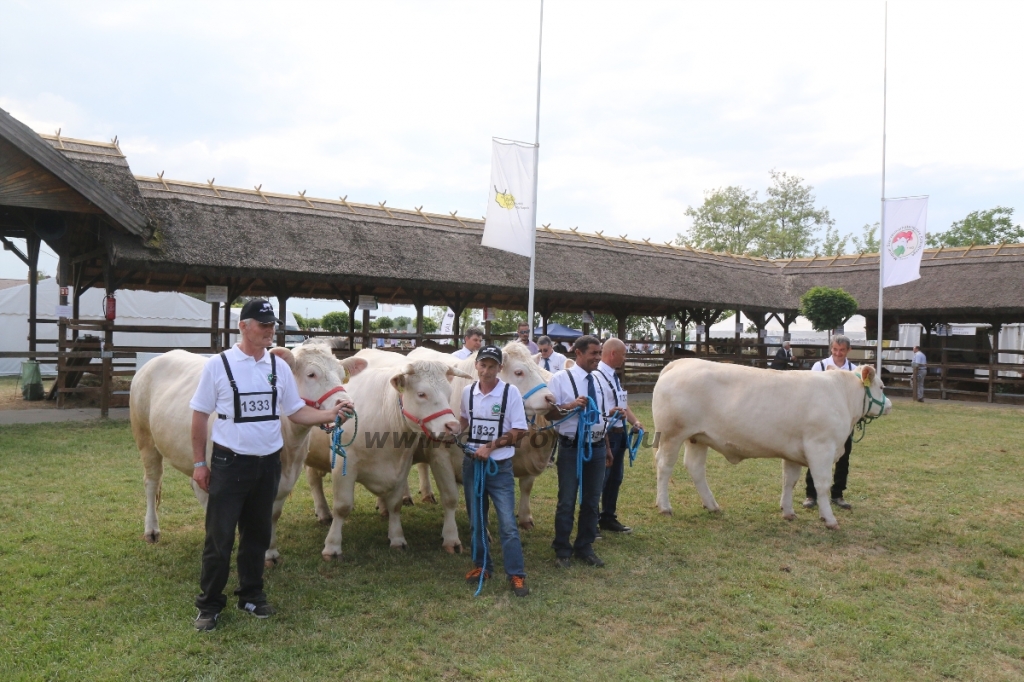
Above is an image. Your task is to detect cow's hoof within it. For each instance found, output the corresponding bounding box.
[658,509,673,516]
[322,551,342,561]
[823,519,840,530]
[782,513,797,521]
[443,543,461,555]
[421,494,437,505]
[390,542,408,551]
[143,530,160,544]
[316,515,332,526]
[264,555,282,568]
[379,509,390,519]
[518,519,535,531]
[705,507,722,514]
[402,496,415,507]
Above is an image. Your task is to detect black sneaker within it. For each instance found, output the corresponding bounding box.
[555,556,572,569]
[599,519,633,534]
[237,602,275,619]
[509,576,530,597]
[574,551,605,568]
[194,610,219,631]
[831,497,853,510]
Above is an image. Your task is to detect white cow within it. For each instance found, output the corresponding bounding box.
[310,359,472,559]
[652,359,891,529]
[130,344,365,564]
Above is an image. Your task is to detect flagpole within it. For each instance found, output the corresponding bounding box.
[527,0,543,342]
[876,1,887,375]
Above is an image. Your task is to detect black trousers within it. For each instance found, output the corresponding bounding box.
[195,445,281,613]
[806,434,852,499]
[600,429,627,523]
[552,436,607,559]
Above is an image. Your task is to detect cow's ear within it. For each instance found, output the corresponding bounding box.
[566,359,576,369]
[340,357,368,382]
[861,365,875,386]
[271,347,295,368]
[825,364,838,371]
[390,364,415,391]
[447,367,475,382]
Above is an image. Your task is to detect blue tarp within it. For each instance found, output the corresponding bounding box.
[534,323,583,340]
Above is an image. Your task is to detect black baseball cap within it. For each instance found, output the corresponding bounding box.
[239,299,281,324]
[476,346,503,364]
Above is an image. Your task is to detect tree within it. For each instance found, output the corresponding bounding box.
[799,287,858,333]
[321,311,360,333]
[422,317,438,333]
[678,186,762,254]
[293,313,321,331]
[375,316,395,331]
[926,207,1023,248]
[393,316,411,330]
[816,224,848,257]
[759,170,833,259]
[851,222,880,254]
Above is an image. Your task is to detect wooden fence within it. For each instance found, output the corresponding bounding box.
[3,325,1022,417]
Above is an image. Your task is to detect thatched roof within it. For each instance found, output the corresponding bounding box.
[0,108,148,235]
[5,122,1023,323]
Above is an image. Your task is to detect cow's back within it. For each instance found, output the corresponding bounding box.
[130,350,209,475]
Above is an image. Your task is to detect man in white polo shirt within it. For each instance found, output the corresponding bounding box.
[189,299,352,632]
[534,335,566,373]
[459,345,530,597]
[452,326,484,360]
[545,335,609,569]
[912,345,928,402]
[802,334,856,513]
[595,338,644,535]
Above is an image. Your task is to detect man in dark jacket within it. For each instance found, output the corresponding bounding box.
[770,341,793,370]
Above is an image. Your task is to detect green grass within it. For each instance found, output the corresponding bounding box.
[2,400,1023,680]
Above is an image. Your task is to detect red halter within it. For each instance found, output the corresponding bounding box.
[303,386,347,409]
[398,396,456,442]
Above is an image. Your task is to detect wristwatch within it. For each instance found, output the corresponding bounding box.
[194,461,207,468]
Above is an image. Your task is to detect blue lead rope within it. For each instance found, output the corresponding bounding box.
[575,396,602,503]
[471,455,499,597]
[328,411,358,475]
[626,426,644,467]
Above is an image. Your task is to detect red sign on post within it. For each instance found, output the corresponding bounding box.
[60,286,69,297]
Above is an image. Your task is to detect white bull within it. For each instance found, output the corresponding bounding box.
[130,345,364,564]
[311,360,472,559]
[652,359,891,529]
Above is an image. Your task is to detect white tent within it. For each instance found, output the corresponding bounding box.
[0,279,298,375]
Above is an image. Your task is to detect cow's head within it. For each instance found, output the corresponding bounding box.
[856,365,892,416]
[271,344,366,411]
[391,360,472,440]
[501,342,556,416]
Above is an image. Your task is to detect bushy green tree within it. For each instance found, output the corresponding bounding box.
[851,222,880,254]
[926,207,1023,248]
[799,287,858,332]
[375,316,394,331]
[816,224,848,256]
[321,311,360,333]
[679,186,762,254]
[293,313,321,331]
[393,316,411,330]
[759,170,834,259]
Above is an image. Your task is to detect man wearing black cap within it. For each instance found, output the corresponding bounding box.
[189,299,352,631]
[459,345,530,596]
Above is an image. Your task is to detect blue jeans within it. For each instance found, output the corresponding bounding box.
[601,429,627,523]
[552,435,607,558]
[462,456,526,579]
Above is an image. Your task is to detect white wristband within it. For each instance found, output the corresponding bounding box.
[194,461,207,468]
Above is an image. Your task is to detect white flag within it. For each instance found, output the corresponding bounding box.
[882,197,928,288]
[440,308,456,335]
[481,138,537,258]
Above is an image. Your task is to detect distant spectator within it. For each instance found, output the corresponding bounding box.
[453,326,485,360]
[516,321,539,354]
[912,345,927,402]
[534,335,566,372]
[771,341,794,370]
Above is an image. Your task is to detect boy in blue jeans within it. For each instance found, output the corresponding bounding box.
[459,345,530,597]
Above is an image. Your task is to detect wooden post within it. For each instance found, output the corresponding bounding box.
[415,302,425,348]
[100,320,113,419]
[27,233,40,353]
[347,296,358,351]
[582,322,590,337]
[362,308,371,350]
[940,331,948,401]
[988,322,1001,403]
[276,293,289,348]
[484,319,492,345]
[210,302,220,352]
[617,313,627,341]
[223,299,232,349]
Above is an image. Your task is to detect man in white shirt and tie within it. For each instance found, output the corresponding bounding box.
[452,326,484,360]
[534,335,566,373]
[594,338,643,535]
[912,345,927,402]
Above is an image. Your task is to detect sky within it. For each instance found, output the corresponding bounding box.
[2,0,1022,320]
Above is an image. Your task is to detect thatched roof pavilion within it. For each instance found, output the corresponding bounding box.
[2,106,1023,347]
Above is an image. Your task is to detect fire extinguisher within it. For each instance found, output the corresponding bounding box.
[103,294,116,321]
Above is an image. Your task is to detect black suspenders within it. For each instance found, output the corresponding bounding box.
[467,381,511,446]
[218,352,279,423]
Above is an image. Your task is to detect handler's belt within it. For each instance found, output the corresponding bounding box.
[212,443,282,458]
